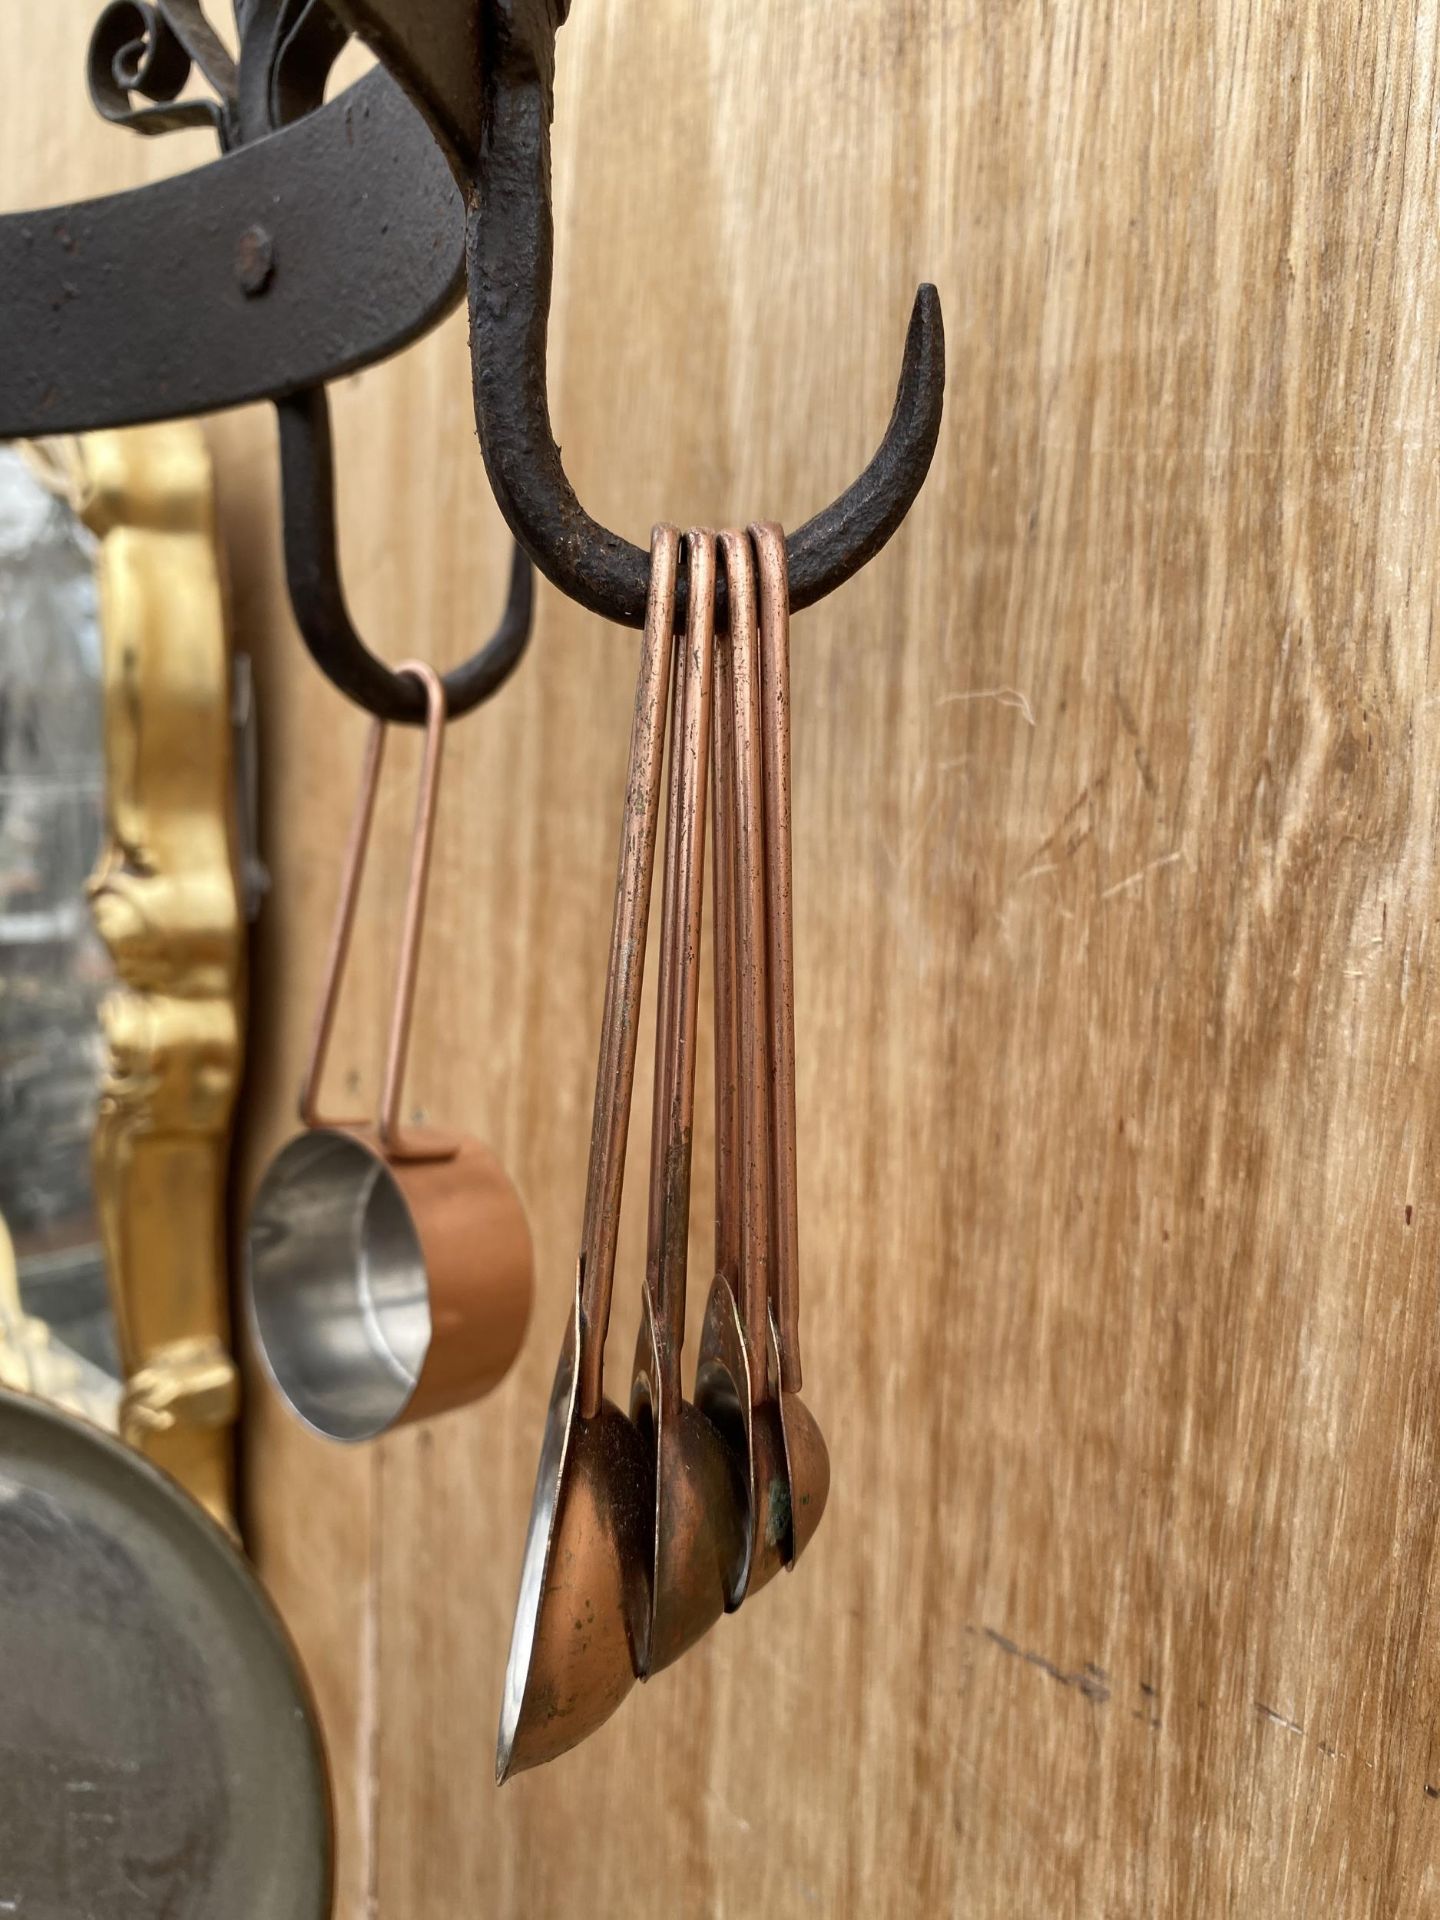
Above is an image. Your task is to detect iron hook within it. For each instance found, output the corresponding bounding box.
[330,0,947,631]
[235,5,537,725]
[276,387,534,724]
[248,7,534,726]
[257,9,534,723]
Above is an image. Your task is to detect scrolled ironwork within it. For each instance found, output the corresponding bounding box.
[86,0,240,142]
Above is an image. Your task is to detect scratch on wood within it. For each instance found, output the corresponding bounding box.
[1255,1701,1306,1738]
[1098,851,1184,903]
[983,1628,1112,1703]
[1112,678,1160,798]
[704,1787,754,1835]
[938,687,1037,727]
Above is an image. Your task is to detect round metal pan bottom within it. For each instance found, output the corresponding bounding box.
[0,1388,332,1919]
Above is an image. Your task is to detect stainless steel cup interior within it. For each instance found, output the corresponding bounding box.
[247,1128,431,1443]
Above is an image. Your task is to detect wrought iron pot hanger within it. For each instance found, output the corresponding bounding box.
[0,0,947,707]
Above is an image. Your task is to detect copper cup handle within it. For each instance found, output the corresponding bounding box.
[297,658,455,1164]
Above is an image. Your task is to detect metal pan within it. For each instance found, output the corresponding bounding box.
[0,1387,332,1919]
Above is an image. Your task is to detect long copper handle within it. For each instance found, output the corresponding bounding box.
[578,526,679,1420]
[645,565,688,1297]
[645,531,716,1379]
[299,658,449,1160]
[752,525,803,1392]
[719,530,771,1404]
[712,560,741,1299]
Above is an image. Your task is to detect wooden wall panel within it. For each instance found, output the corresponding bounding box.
[8,4,1440,1913]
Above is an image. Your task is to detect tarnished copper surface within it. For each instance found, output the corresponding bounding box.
[497,1271,651,1781]
[752,522,830,1567]
[752,525,802,1388]
[497,527,679,1779]
[711,536,742,1302]
[374,1130,531,1416]
[630,530,746,1675]
[694,559,757,1604]
[502,522,826,1755]
[696,533,787,1603]
[576,530,678,1420]
[725,531,772,1394]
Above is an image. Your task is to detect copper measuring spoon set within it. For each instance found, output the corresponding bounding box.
[498,524,830,1780]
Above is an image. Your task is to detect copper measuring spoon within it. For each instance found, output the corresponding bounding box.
[496,526,678,1781]
[752,522,830,1566]
[694,529,792,1604]
[630,529,747,1675]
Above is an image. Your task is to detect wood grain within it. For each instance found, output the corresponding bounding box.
[9,3,1440,1913]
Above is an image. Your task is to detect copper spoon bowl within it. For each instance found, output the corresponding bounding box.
[631,1282,746,1671]
[496,527,679,1780]
[498,1267,651,1777]
[694,1276,792,1602]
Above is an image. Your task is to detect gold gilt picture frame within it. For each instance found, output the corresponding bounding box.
[7,424,245,1528]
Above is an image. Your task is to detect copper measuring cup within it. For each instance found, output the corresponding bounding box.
[496,527,679,1781]
[629,530,748,1676]
[694,529,794,1604]
[246,663,533,1444]
[752,522,830,1567]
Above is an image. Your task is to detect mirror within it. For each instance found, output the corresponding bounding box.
[0,428,246,1526]
[0,446,120,1425]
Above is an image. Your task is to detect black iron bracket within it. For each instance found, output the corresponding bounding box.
[0,3,533,724]
[0,62,462,439]
[2,0,944,668]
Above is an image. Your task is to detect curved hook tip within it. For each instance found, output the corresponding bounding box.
[783,281,946,616]
[905,283,946,414]
[893,283,946,473]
